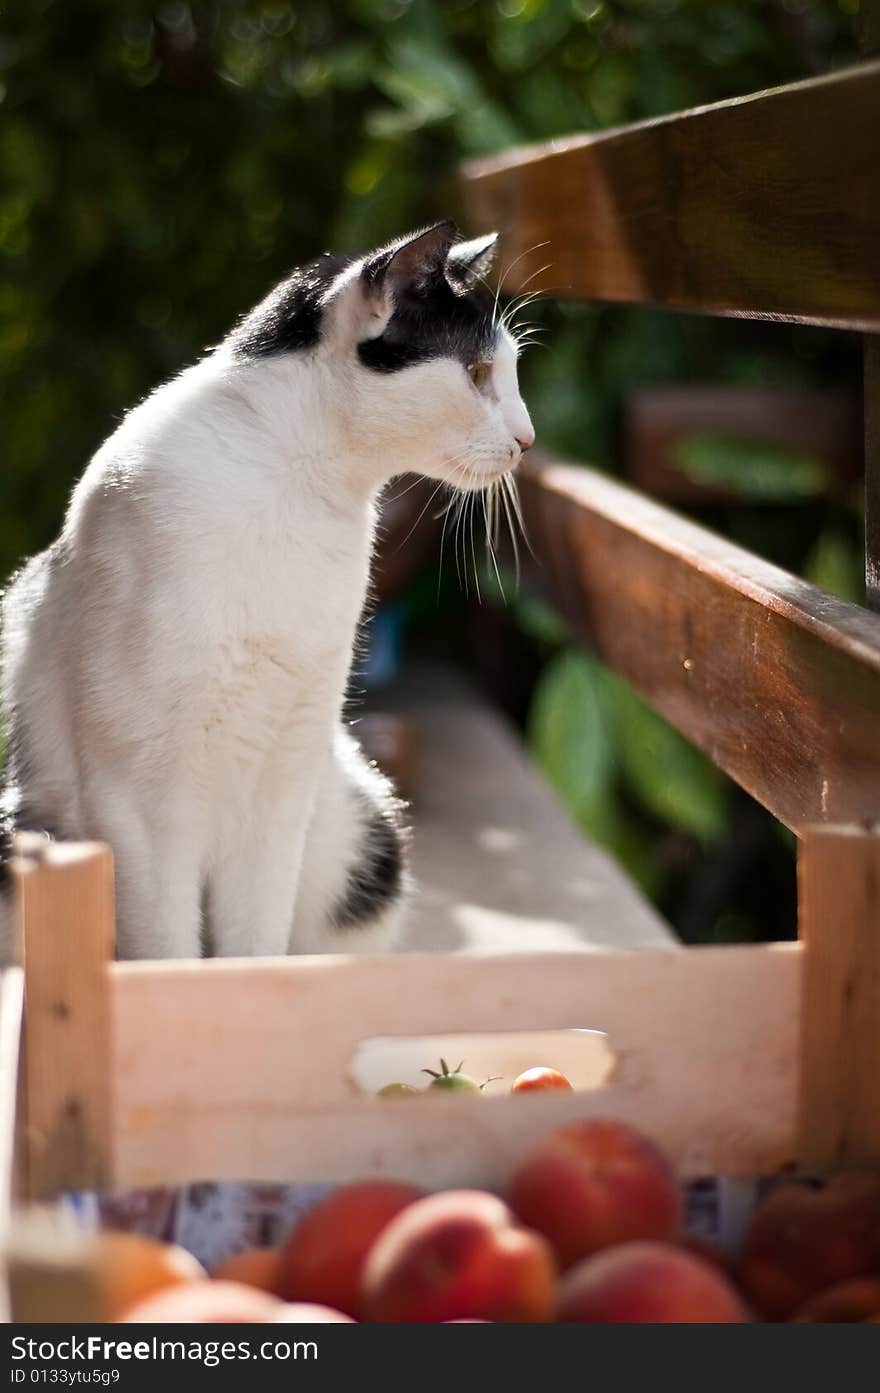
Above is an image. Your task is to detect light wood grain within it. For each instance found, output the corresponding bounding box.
[6,1208,100,1324]
[797,824,880,1169]
[463,61,880,330]
[111,943,800,1188]
[13,840,115,1198]
[515,453,880,831]
[0,969,24,1322]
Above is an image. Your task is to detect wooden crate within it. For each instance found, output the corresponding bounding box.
[7,25,880,1255]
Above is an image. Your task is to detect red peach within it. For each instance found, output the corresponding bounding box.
[508,1118,681,1268]
[275,1180,424,1318]
[211,1247,281,1293]
[678,1234,733,1276]
[120,1280,284,1322]
[738,1173,880,1320]
[273,1303,354,1322]
[362,1190,557,1323]
[794,1277,880,1322]
[558,1241,751,1323]
[96,1233,206,1321]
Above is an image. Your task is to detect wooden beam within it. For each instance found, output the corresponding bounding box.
[13,841,115,1199]
[110,944,799,1187]
[517,453,880,830]
[797,825,880,1169]
[462,62,880,330]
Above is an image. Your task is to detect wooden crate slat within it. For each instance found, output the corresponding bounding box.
[517,454,880,831]
[13,841,115,1199]
[462,61,880,330]
[0,968,24,1322]
[111,944,799,1187]
[798,825,880,1169]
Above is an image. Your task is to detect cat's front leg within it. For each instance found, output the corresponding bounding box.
[207,800,312,957]
[98,796,205,960]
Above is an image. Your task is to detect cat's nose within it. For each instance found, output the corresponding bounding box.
[516,428,535,453]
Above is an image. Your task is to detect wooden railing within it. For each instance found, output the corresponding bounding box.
[461,37,880,1168]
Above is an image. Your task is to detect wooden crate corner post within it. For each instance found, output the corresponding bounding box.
[11,837,115,1200]
[797,823,880,1170]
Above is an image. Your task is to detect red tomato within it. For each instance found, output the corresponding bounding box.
[510,1067,574,1093]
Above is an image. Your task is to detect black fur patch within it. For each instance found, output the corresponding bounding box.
[229,253,353,359]
[358,275,497,375]
[332,802,404,930]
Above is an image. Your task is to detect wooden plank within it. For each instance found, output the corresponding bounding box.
[375,664,674,951]
[797,825,880,1169]
[0,969,23,1322]
[866,340,880,610]
[111,944,800,1187]
[462,62,880,330]
[516,453,880,830]
[13,841,115,1199]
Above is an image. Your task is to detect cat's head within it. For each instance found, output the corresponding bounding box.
[227,221,534,489]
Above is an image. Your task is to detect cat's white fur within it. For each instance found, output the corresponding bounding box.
[1,239,533,960]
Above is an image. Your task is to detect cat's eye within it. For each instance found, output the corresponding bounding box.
[467,361,492,391]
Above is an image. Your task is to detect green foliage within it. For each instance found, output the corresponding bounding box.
[611,681,728,844]
[528,646,728,895]
[675,434,827,501]
[805,528,864,603]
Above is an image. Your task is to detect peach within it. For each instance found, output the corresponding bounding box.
[738,1173,880,1319]
[120,1280,284,1322]
[95,1232,206,1321]
[558,1241,751,1323]
[273,1303,354,1322]
[678,1234,733,1276]
[276,1180,424,1318]
[362,1189,557,1323]
[508,1118,681,1268]
[794,1278,880,1322]
[211,1247,281,1293]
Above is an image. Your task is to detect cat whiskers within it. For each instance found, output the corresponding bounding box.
[490,244,550,333]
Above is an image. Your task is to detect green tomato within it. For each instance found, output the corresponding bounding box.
[376,1083,420,1099]
[422,1058,482,1094]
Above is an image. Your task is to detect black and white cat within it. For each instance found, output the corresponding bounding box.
[0,221,534,960]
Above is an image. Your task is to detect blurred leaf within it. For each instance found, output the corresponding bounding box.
[804,530,863,604]
[527,649,615,828]
[512,592,569,647]
[611,680,728,844]
[675,433,827,500]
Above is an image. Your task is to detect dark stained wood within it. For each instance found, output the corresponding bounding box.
[625,387,861,506]
[517,453,880,831]
[798,825,880,1169]
[462,62,880,330]
[866,340,880,610]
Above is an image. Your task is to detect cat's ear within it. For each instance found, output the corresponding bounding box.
[445,232,499,293]
[362,221,460,307]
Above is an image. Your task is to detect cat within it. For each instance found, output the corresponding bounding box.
[0,220,534,961]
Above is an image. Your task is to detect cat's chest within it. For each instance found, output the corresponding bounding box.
[205,496,371,645]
